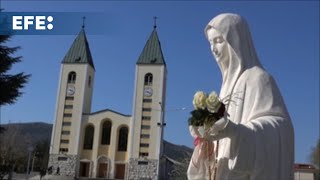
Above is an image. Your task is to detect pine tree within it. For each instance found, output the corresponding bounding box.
[0,35,30,106]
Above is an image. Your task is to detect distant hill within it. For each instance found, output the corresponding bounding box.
[163,140,193,162]
[1,122,52,144]
[0,122,192,162]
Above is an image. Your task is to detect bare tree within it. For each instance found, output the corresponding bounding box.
[0,125,31,179]
[310,139,320,169]
[309,139,320,180]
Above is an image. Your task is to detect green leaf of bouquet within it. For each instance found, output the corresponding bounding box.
[188,117,193,125]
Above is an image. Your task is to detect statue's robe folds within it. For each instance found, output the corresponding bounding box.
[213,67,294,180]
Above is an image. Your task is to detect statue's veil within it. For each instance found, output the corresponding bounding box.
[204,13,262,100]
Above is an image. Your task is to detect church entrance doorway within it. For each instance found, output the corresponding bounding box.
[97,156,109,178]
[115,164,126,179]
[98,163,108,178]
[79,162,90,177]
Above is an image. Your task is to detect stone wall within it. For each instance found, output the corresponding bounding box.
[127,158,158,180]
[48,154,78,177]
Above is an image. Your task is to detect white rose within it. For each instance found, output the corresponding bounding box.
[193,91,207,110]
[206,91,221,113]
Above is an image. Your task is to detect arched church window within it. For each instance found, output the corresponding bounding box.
[101,121,111,145]
[83,125,94,150]
[144,73,153,86]
[68,72,76,84]
[117,127,128,151]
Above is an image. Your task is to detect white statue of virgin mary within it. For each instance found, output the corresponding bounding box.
[187,13,294,180]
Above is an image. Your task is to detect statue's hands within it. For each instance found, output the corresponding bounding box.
[204,114,229,141]
[211,112,229,135]
[189,125,201,138]
[205,112,239,141]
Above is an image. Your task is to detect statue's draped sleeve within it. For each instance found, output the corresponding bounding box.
[215,68,294,179]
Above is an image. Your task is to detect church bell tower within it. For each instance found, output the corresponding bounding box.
[48,27,95,177]
[128,24,167,179]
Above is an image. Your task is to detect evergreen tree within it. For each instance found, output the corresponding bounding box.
[0,35,30,106]
[0,35,30,134]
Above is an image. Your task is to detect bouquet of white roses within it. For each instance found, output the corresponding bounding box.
[188,91,225,128]
[187,91,226,179]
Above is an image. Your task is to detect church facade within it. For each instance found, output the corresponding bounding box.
[48,25,167,180]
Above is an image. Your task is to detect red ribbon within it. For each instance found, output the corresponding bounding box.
[194,136,201,146]
[193,136,215,159]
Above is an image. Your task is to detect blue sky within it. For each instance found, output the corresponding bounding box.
[1,1,319,164]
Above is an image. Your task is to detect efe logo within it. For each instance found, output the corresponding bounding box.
[12,16,53,30]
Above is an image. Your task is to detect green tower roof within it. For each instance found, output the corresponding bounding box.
[62,28,95,69]
[137,28,166,65]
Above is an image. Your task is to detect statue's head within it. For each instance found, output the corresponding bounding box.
[205,13,261,70]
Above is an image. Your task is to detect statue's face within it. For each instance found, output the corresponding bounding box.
[207,28,228,62]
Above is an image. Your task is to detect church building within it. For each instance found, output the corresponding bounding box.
[48,23,167,180]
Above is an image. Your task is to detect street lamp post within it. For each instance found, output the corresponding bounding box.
[157,102,165,180]
[31,152,37,173]
[156,103,187,179]
[157,102,166,157]
[26,146,33,180]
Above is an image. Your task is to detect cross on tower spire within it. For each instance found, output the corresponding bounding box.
[153,16,158,29]
[82,16,86,29]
